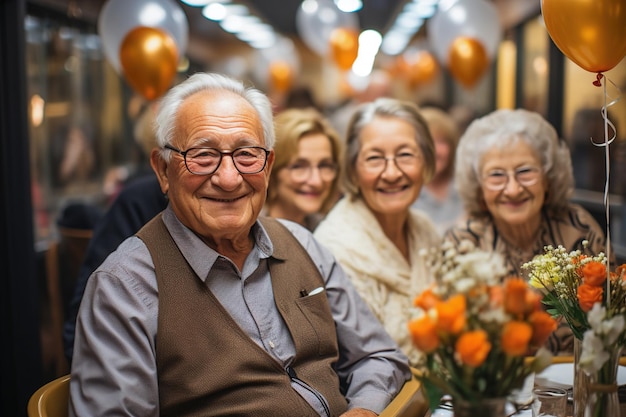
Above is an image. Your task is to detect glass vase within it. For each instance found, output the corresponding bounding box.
[573,338,622,417]
[573,338,587,417]
[452,397,507,417]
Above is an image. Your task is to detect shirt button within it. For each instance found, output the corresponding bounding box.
[269,340,275,349]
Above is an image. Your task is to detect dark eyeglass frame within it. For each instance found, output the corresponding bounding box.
[164,144,270,176]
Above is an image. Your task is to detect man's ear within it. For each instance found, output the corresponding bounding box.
[151,148,169,195]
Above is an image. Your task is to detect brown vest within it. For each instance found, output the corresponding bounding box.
[136,215,349,417]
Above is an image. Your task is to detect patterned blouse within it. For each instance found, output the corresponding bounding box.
[443,203,609,354]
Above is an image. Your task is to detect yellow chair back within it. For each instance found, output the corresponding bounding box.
[27,375,70,417]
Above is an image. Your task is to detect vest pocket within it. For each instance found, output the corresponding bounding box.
[295,290,338,357]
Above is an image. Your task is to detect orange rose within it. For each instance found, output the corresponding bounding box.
[525,289,542,313]
[436,294,466,334]
[489,285,503,308]
[455,330,491,367]
[501,321,532,356]
[414,285,440,311]
[573,255,588,275]
[616,264,626,280]
[577,283,603,312]
[581,261,607,287]
[408,315,440,353]
[503,278,534,315]
[528,310,558,346]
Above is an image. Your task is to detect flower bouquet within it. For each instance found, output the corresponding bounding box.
[409,241,556,413]
[523,242,626,417]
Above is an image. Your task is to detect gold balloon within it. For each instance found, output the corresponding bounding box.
[403,51,439,88]
[119,26,178,101]
[542,0,626,73]
[329,28,359,71]
[269,60,294,94]
[447,37,489,89]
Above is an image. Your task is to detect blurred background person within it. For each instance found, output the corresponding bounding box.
[444,108,609,353]
[265,107,342,231]
[327,69,393,140]
[314,98,440,363]
[411,106,465,235]
[63,103,167,362]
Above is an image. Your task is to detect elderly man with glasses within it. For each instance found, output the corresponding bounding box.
[69,73,410,417]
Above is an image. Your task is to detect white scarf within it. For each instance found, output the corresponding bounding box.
[314,197,441,362]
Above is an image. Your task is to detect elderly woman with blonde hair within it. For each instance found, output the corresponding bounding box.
[265,107,342,231]
[315,98,441,363]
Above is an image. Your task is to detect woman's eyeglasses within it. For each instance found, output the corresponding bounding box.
[359,152,421,173]
[481,166,542,191]
[285,162,338,182]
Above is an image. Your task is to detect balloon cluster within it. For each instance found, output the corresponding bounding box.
[98,0,189,100]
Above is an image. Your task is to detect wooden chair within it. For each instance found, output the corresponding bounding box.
[380,367,429,417]
[26,369,427,417]
[41,227,93,378]
[27,375,70,417]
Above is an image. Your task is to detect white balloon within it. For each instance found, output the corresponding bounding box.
[98,0,189,73]
[427,0,501,65]
[296,0,359,56]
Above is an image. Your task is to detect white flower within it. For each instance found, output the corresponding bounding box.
[579,330,609,373]
[454,277,477,293]
[479,307,508,325]
[600,316,625,345]
[587,304,606,329]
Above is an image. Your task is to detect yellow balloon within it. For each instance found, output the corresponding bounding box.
[119,26,178,101]
[329,28,359,71]
[447,37,489,89]
[542,0,626,73]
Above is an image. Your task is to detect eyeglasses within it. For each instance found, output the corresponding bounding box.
[481,166,542,191]
[359,152,421,173]
[164,144,270,175]
[285,162,338,182]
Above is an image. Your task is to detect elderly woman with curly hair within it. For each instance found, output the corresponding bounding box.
[443,109,608,353]
[314,98,441,363]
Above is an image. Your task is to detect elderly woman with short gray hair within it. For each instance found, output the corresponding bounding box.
[315,97,441,363]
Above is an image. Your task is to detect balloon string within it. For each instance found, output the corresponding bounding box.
[591,75,622,301]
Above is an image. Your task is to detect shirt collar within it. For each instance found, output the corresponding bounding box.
[161,205,275,281]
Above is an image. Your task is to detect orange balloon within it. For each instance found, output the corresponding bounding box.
[447,37,489,89]
[329,28,359,71]
[406,51,439,88]
[542,0,626,73]
[269,60,294,94]
[119,26,178,101]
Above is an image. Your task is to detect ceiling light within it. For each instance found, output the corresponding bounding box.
[180,0,221,6]
[335,0,362,13]
[202,3,227,20]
